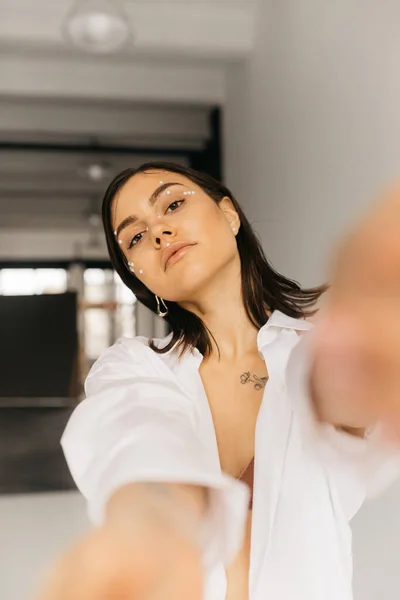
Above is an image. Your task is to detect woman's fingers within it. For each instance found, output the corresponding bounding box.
[311,308,382,428]
[36,529,157,600]
[144,540,203,600]
[313,186,400,434]
[35,525,203,600]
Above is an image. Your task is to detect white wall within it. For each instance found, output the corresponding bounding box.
[352,478,400,600]
[224,1,400,598]
[225,0,400,286]
[0,492,89,599]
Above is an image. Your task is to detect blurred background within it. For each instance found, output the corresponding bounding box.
[0,0,399,598]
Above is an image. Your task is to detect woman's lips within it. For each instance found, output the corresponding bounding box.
[164,243,196,270]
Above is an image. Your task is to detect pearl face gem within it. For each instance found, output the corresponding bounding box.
[165,242,171,247]
[118,240,123,245]
[113,230,117,235]
[139,269,143,275]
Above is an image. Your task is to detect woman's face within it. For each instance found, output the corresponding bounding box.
[111,170,240,302]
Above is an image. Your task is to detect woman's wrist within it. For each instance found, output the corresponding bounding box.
[104,482,209,550]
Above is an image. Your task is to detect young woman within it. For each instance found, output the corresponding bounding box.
[38,163,400,600]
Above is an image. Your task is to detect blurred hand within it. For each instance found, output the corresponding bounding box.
[311,186,400,439]
[35,522,203,600]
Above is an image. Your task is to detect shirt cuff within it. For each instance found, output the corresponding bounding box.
[286,330,400,499]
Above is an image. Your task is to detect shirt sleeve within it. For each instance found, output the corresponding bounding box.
[285,329,400,519]
[61,338,249,569]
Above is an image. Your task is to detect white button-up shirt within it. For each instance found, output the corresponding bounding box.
[61,310,400,600]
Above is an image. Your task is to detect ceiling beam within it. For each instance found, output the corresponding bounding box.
[0,99,210,142]
[0,53,225,104]
[0,228,109,260]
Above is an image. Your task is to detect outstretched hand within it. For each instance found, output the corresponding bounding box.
[35,523,203,600]
[311,186,400,439]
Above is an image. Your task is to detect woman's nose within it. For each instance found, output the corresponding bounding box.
[150,216,176,245]
[153,229,174,247]
[155,234,170,245]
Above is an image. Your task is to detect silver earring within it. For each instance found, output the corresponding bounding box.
[232,227,237,232]
[155,295,168,318]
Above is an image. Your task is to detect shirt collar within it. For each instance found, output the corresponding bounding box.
[162,309,313,369]
[257,309,313,352]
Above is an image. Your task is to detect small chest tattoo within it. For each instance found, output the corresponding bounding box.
[240,371,269,390]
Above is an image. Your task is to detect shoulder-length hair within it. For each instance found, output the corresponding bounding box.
[102,161,326,357]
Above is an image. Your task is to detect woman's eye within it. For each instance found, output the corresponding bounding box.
[128,232,144,249]
[166,199,184,213]
[127,201,184,248]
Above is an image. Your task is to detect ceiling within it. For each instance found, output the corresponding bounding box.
[0,0,256,102]
[0,98,206,230]
[0,0,256,236]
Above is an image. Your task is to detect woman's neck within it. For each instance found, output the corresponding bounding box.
[204,310,260,361]
[180,271,262,361]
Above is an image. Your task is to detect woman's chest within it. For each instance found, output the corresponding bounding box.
[197,354,268,600]
[199,354,268,479]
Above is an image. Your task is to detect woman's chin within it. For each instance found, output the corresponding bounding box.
[164,282,210,305]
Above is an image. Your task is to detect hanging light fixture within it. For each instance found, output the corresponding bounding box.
[77,160,112,182]
[62,0,131,54]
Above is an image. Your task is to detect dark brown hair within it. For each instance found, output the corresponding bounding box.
[102,162,326,357]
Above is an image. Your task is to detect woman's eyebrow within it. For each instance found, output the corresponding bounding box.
[115,182,184,238]
[148,182,184,205]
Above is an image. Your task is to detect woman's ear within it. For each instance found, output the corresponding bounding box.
[219,196,240,232]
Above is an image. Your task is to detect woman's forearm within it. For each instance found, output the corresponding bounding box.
[105,482,209,547]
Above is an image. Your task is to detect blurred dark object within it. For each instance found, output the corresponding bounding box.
[0,293,80,492]
[0,292,80,401]
[0,407,76,494]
